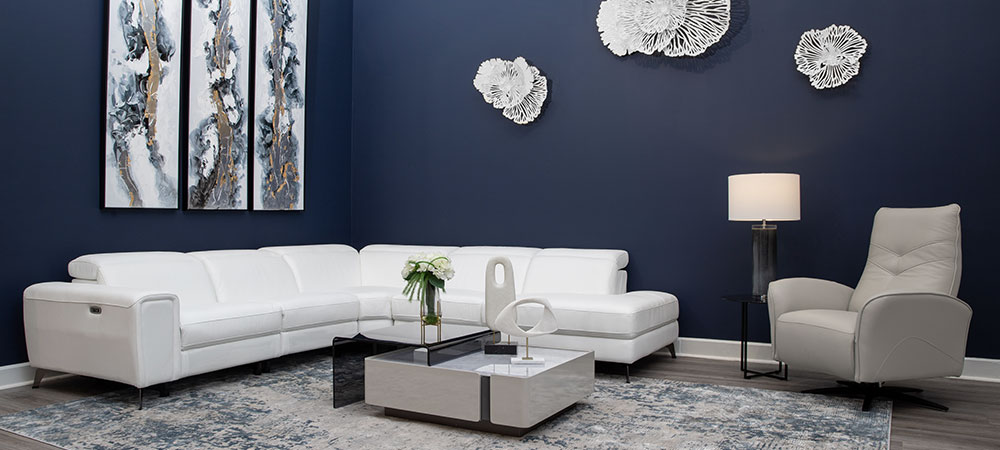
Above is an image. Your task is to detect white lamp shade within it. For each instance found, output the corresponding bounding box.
[728,173,801,221]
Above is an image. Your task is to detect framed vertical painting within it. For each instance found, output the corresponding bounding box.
[187,0,252,210]
[254,0,308,211]
[103,0,184,209]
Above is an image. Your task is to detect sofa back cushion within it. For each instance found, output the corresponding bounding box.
[447,247,540,293]
[522,248,629,295]
[191,250,299,303]
[68,252,218,306]
[260,244,361,292]
[849,204,962,311]
[359,244,459,288]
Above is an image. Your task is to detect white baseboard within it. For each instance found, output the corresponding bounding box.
[665,337,1000,383]
[2,337,997,390]
[0,363,36,391]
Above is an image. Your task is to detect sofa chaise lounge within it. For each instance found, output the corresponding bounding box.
[23,244,679,404]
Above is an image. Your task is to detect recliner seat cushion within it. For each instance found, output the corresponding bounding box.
[391,289,485,325]
[774,309,858,380]
[272,293,359,331]
[516,291,677,339]
[68,252,218,306]
[337,286,395,320]
[180,303,282,349]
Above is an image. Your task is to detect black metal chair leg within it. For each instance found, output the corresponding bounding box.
[805,382,948,412]
[862,392,875,412]
[138,388,144,410]
[32,369,47,389]
[625,364,631,383]
[666,343,676,359]
[892,392,948,412]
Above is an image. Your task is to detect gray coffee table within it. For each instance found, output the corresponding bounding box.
[365,346,594,436]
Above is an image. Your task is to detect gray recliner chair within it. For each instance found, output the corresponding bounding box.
[768,204,972,411]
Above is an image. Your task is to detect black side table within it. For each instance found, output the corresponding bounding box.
[722,294,788,380]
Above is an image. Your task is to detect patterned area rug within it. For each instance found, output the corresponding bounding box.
[0,351,890,449]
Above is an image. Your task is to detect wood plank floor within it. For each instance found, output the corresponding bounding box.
[1,352,997,449]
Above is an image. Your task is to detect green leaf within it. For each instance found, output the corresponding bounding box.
[427,276,445,290]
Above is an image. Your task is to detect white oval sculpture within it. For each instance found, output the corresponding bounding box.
[494,298,558,339]
[485,257,517,331]
[794,24,868,89]
[473,57,548,125]
[597,0,731,57]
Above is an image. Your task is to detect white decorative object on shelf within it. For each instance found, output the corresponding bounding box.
[596,0,731,57]
[494,297,558,365]
[473,57,548,125]
[794,24,868,89]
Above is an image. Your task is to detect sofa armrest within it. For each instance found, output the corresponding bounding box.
[855,292,972,383]
[23,282,181,388]
[767,278,854,353]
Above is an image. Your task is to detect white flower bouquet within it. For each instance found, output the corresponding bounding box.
[401,253,455,326]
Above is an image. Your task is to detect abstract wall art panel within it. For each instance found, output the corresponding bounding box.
[254,0,308,211]
[188,0,251,210]
[103,0,183,209]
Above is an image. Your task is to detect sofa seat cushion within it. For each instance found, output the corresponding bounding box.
[180,303,282,350]
[775,309,858,380]
[272,293,359,331]
[337,286,395,320]
[515,291,678,339]
[391,289,485,325]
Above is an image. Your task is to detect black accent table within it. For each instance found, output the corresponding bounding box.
[332,323,498,407]
[722,295,788,380]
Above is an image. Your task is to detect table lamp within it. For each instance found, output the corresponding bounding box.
[728,173,800,298]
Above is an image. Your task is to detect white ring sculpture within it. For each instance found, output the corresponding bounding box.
[494,297,558,338]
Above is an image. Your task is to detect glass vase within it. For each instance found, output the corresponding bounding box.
[420,283,442,344]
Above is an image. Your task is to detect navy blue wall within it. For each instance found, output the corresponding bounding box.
[0,0,354,366]
[351,0,1000,358]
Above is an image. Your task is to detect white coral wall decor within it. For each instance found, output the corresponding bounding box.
[794,24,868,89]
[473,57,548,125]
[596,0,731,57]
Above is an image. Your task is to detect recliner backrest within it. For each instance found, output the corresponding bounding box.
[68,252,218,306]
[359,244,459,288]
[849,204,962,311]
[190,250,300,303]
[522,248,629,295]
[447,246,540,292]
[261,244,361,292]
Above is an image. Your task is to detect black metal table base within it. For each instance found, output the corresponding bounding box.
[737,299,788,381]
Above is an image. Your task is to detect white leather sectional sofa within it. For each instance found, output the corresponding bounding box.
[23,244,679,392]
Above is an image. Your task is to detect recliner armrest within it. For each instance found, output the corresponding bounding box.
[24,282,178,308]
[767,278,854,353]
[23,282,181,388]
[855,292,972,383]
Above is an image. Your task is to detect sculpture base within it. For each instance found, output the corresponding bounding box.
[511,357,545,365]
[484,344,518,355]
